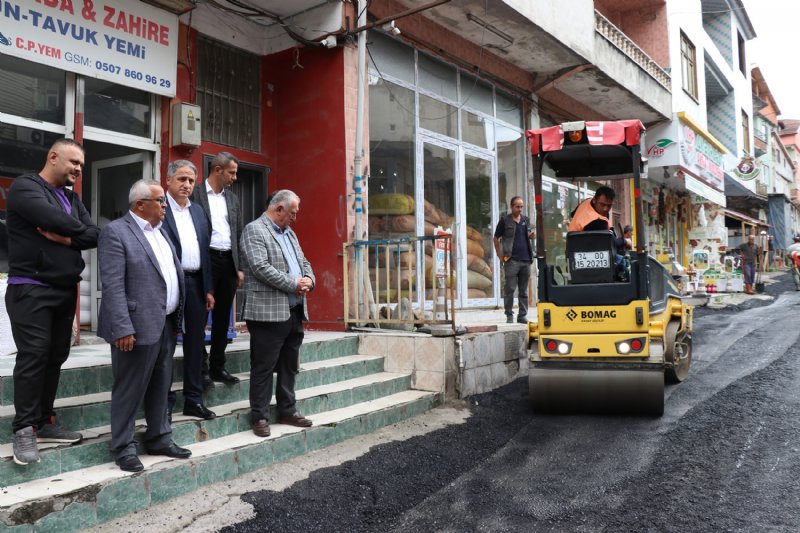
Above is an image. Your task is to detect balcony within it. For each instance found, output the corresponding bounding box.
[594,11,671,90]
[375,0,671,124]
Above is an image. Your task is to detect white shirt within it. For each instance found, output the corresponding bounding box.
[166,194,201,271]
[130,211,180,315]
[206,181,231,251]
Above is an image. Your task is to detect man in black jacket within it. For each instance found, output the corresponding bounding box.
[5,139,99,465]
[493,196,534,324]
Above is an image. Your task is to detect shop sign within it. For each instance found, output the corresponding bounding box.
[685,174,726,207]
[0,176,13,211]
[733,156,760,181]
[0,0,178,97]
[646,138,675,158]
[679,125,724,190]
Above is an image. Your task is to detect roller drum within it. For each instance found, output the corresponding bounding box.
[529,365,664,416]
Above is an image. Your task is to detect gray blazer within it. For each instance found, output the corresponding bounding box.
[97,213,185,345]
[191,183,243,272]
[240,213,315,322]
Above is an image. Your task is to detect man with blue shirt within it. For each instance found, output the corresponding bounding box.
[493,196,534,324]
[239,189,315,437]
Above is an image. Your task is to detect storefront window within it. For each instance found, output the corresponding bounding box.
[197,37,260,151]
[462,110,493,149]
[0,125,61,272]
[418,54,457,101]
[464,154,495,299]
[419,94,457,138]
[0,55,65,125]
[368,33,415,84]
[496,124,525,213]
[460,74,493,115]
[496,90,522,128]
[368,78,415,196]
[85,78,151,138]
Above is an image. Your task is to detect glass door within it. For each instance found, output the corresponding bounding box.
[417,136,458,307]
[462,149,497,306]
[89,153,152,329]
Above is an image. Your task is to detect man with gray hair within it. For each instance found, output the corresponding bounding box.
[240,189,315,437]
[98,179,191,472]
[163,160,216,421]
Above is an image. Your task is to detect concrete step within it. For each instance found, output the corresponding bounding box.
[0,354,386,444]
[0,336,360,407]
[0,390,439,532]
[0,371,411,485]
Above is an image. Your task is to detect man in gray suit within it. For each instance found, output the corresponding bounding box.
[190,152,243,385]
[240,189,315,437]
[98,179,192,472]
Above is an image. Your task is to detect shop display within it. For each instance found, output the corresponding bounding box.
[367,193,494,297]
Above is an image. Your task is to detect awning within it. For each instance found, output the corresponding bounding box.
[724,174,761,198]
[685,174,726,206]
[722,208,770,227]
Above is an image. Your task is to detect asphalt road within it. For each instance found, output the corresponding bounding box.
[223,272,800,533]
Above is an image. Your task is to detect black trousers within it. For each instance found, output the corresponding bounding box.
[205,252,237,374]
[110,318,175,459]
[168,273,206,409]
[6,284,76,433]
[246,307,304,422]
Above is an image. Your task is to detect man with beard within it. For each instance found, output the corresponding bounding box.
[5,139,99,465]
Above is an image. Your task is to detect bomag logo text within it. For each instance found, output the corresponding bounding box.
[581,310,616,319]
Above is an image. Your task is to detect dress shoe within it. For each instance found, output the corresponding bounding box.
[517,317,528,324]
[209,369,240,384]
[183,403,217,420]
[506,316,514,324]
[252,419,271,437]
[146,442,192,459]
[202,374,215,390]
[115,455,144,472]
[279,413,313,427]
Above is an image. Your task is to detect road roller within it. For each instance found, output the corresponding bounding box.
[526,120,693,416]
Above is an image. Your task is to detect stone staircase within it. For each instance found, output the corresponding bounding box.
[0,334,439,532]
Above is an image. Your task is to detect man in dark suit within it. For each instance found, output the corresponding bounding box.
[98,179,192,472]
[190,152,243,385]
[163,160,216,420]
[240,189,315,437]
[5,139,99,465]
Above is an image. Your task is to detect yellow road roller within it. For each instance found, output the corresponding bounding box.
[526,120,693,416]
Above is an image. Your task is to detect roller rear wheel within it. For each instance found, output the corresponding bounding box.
[664,320,691,383]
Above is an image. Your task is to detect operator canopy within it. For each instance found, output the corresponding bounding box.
[526,120,645,179]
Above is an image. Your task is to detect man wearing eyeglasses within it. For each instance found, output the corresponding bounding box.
[97,179,191,472]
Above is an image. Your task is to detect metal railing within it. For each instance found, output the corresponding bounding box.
[595,11,672,90]
[343,234,456,329]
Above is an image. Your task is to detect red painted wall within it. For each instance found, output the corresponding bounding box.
[160,24,348,330]
[263,47,349,330]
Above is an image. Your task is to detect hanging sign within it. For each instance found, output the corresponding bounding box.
[0,0,178,96]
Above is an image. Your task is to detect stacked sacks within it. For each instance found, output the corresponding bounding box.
[366,194,493,299]
[465,225,493,298]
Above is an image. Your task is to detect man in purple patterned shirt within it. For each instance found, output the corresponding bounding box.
[5,139,99,465]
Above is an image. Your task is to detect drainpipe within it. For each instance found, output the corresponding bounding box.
[353,2,368,321]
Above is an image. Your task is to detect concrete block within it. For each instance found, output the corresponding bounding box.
[473,366,493,395]
[357,334,387,356]
[412,371,444,392]
[384,337,414,372]
[414,337,445,372]
[461,368,476,397]
[489,333,505,364]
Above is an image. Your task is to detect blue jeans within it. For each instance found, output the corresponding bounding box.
[742,262,755,285]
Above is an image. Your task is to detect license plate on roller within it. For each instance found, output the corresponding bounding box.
[573,251,610,269]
